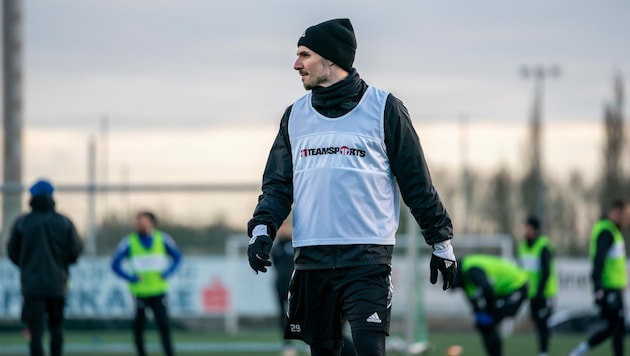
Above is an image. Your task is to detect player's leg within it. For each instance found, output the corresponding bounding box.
[340,333,357,356]
[607,290,625,356]
[351,330,385,356]
[148,294,175,356]
[133,297,148,356]
[571,291,624,356]
[585,323,613,349]
[530,298,552,355]
[343,264,392,356]
[610,319,625,356]
[22,296,45,356]
[310,345,341,356]
[312,332,357,356]
[46,297,65,356]
[476,323,502,356]
[586,289,623,351]
[284,269,343,353]
[498,285,528,321]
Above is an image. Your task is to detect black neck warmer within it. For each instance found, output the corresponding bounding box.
[311,69,369,118]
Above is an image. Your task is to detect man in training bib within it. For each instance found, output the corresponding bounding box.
[247,18,456,356]
[111,211,182,356]
[570,199,629,356]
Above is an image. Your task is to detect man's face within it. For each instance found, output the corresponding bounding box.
[294,46,332,90]
[523,224,537,241]
[619,206,630,231]
[135,214,154,235]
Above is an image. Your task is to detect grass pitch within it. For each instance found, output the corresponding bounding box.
[0,329,624,355]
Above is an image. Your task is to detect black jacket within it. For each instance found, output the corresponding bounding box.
[591,230,614,291]
[248,69,453,269]
[536,245,552,298]
[271,237,294,290]
[7,195,83,297]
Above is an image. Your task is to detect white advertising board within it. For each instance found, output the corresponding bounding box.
[0,257,627,320]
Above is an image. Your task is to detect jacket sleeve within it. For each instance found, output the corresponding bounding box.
[247,107,294,239]
[162,233,182,278]
[111,238,137,282]
[7,216,24,266]
[65,217,83,265]
[467,267,495,313]
[383,94,453,245]
[536,246,552,298]
[591,230,613,291]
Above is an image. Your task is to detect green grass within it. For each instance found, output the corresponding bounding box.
[0,329,625,355]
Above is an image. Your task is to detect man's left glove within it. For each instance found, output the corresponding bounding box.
[474,311,494,327]
[248,225,273,274]
[430,240,457,290]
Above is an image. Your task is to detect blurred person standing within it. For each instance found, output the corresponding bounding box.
[570,199,629,356]
[111,211,182,356]
[453,254,529,356]
[271,222,297,356]
[247,18,456,356]
[272,222,357,356]
[7,179,83,356]
[517,216,557,356]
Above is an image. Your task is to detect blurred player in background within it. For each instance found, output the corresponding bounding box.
[453,254,528,356]
[247,18,456,356]
[272,222,357,356]
[111,211,182,356]
[271,222,297,356]
[7,179,83,356]
[570,198,629,356]
[517,216,557,356]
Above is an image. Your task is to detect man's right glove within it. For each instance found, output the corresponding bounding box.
[248,225,273,274]
[430,240,457,290]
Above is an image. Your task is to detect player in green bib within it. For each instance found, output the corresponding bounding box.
[111,211,182,356]
[570,199,629,356]
[453,254,529,356]
[517,216,557,356]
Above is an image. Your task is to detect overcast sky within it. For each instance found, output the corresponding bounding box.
[1,0,626,227]
[22,0,630,129]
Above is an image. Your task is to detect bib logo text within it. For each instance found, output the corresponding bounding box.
[300,145,366,158]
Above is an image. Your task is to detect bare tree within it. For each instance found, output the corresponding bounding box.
[600,72,626,212]
[485,166,515,235]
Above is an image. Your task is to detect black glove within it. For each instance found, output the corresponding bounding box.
[248,235,273,274]
[430,253,457,290]
[594,289,604,306]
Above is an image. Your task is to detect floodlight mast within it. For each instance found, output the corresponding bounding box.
[520,65,560,224]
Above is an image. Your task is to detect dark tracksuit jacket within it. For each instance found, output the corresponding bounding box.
[7,194,83,297]
[248,69,452,270]
[591,229,617,291]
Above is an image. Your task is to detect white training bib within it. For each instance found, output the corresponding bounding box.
[288,86,400,247]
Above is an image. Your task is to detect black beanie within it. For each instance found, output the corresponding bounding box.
[297,18,356,72]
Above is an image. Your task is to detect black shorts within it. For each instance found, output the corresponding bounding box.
[529,297,553,321]
[284,264,392,349]
[493,285,527,321]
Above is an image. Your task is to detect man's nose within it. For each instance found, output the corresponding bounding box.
[293,58,302,70]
